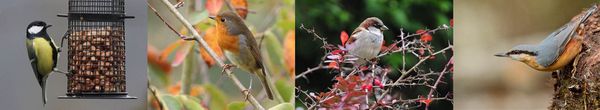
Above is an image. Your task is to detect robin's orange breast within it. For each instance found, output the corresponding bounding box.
[216,24,240,54]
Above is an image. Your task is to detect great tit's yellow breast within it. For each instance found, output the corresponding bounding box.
[33,38,54,75]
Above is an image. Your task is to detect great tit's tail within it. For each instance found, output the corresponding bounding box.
[42,80,47,106]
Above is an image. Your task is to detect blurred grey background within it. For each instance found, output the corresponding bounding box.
[0,0,147,110]
[455,0,595,109]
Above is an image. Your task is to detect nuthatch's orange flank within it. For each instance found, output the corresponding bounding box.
[495,5,597,72]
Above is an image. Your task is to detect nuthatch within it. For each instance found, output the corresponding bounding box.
[495,5,597,71]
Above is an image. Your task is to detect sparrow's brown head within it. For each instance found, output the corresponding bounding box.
[360,17,389,31]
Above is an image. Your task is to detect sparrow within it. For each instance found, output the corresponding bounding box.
[209,11,274,100]
[25,21,59,105]
[345,17,389,65]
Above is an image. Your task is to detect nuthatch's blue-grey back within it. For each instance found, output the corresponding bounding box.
[495,5,597,71]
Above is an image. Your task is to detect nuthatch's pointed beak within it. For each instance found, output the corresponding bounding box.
[209,16,216,20]
[494,52,508,57]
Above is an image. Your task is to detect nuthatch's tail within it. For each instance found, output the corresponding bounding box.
[579,4,597,24]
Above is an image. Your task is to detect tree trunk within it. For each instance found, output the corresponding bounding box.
[551,4,600,109]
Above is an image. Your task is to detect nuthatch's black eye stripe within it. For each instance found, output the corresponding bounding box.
[507,50,537,56]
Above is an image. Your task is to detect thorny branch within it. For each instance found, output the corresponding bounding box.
[297,24,453,109]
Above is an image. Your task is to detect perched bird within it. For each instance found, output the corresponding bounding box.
[495,5,597,71]
[209,11,274,100]
[25,21,59,105]
[345,17,389,65]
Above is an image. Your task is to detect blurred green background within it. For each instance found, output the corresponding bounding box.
[455,0,595,109]
[296,0,453,109]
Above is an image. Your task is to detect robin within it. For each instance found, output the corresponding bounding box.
[209,11,274,100]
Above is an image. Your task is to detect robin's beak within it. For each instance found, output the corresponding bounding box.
[494,52,508,57]
[45,25,53,28]
[209,16,216,20]
[381,25,389,31]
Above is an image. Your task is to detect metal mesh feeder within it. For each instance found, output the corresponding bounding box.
[58,0,135,99]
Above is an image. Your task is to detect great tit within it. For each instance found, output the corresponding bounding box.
[25,21,59,105]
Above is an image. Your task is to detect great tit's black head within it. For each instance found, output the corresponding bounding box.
[361,17,389,31]
[27,21,52,35]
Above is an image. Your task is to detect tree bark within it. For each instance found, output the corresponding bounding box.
[551,4,600,109]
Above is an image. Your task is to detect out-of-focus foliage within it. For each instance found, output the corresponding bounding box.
[148,0,295,109]
[296,0,452,109]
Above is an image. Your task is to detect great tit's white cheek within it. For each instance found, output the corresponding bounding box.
[28,26,44,34]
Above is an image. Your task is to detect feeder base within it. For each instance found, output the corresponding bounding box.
[58,93,136,99]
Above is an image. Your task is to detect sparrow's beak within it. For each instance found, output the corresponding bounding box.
[45,25,53,28]
[380,25,389,30]
[209,16,216,20]
[494,52,508,57]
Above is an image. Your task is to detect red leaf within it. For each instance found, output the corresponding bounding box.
[428,56,436,60]
[419,97,432,107]
[328,61,339,69]
[160,39,185,61]
[198,27,225,67]
[416,29,427,35]
[420,34,433,43]
[171,41,193,67]
[340,31,349,46]
[359,66,368,71]
[206,0,224,16]
[374,79,383,88]
[361,84,372,92]
[148,45,172,74]
[331,49,344,55]
[231,0,249,19]
[450,19,454,27]
[380,41,387,52]
[417,29,433,43]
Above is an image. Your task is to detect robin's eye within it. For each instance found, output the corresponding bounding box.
[220,18,226,22]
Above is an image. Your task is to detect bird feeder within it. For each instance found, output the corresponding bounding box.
[58,0,135,99]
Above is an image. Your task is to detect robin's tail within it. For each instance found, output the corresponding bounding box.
[257,69,274,100]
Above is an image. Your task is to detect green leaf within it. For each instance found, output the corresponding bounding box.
[263,31,284,75]
[188,10,209,25]
[180,95,206,110]
[204,84,228,110]
[268,103,293,110]
[275,80,293,102]
[148,64,169,88]
[181,46,197,95]
[227,101,248,110]
[160,95,183,110]
[182,0,210,25]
